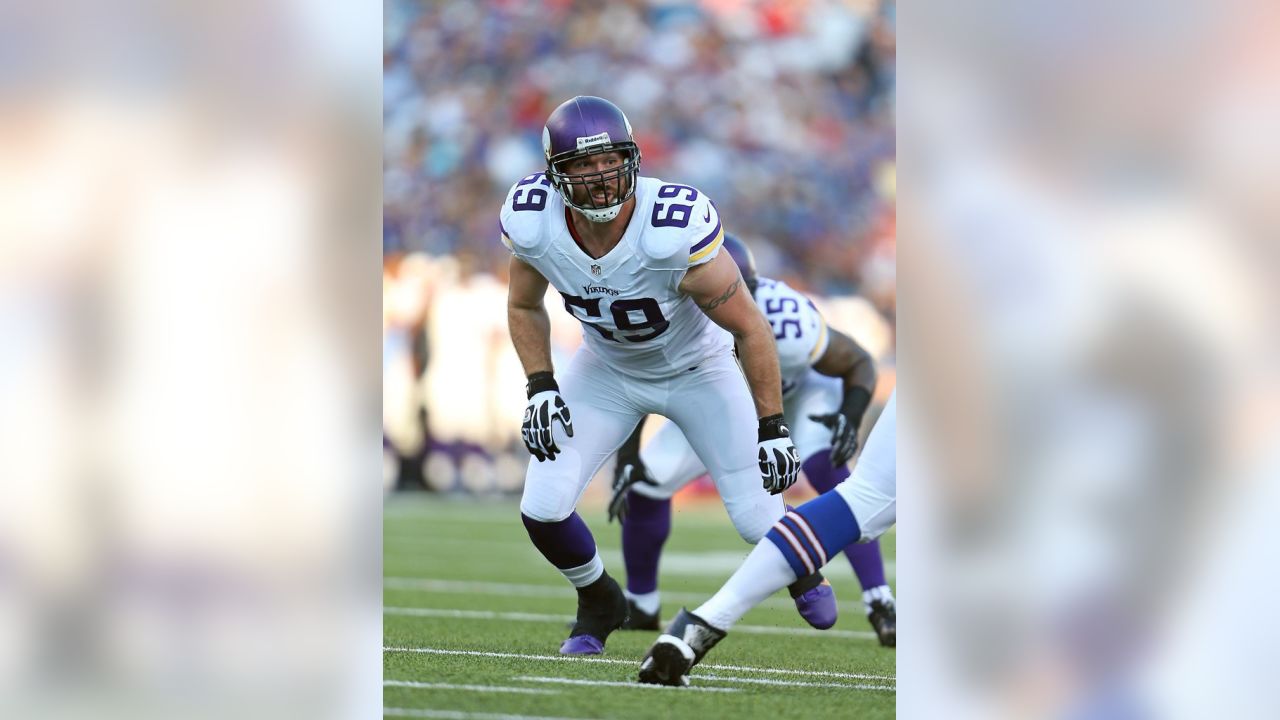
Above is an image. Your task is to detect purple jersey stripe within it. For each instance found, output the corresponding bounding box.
[688,216,722,255]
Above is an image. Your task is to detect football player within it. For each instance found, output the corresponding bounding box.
[609,234,895,645]
[638,390,897,686]
[503,96,833,656]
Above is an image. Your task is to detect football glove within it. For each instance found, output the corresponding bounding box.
[757,414,801,495]
[522,372,573,462]
[607,456,658,523]
[808,387,872,467]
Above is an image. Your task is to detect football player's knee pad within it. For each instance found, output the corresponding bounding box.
[723,494,784,544]
[519,454,585,523]
[835,479,894,543]
[628,476,678,501]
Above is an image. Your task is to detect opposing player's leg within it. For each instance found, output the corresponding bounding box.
[837,390,897,542]
[787,373,894,644]
[519,350,643,655]
[804,453,896,646]
[638,489,862,685]
[662,351,836,629]
[639,391,897,683]
[620,421,708,629]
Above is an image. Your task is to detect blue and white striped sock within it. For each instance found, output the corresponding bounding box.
[765,490,860,579]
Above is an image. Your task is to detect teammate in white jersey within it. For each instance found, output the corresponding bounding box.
[608,234,895,645]
[502,96,832,656]
[638,390,898,686]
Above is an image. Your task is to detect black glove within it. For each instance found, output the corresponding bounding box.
[522,372,573,462]
[607,455,658,523]
[808,387,871,467]
[757,414,801,495]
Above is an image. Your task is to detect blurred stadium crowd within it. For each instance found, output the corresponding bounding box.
[383,0,897,493]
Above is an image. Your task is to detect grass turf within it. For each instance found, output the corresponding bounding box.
[385,494,896,719]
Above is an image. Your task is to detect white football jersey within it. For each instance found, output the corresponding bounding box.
[499,174,732,380]
[753,277,830,396]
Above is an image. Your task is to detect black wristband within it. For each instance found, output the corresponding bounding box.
[526,371,559,398]
[840,387,873,423]
[758,413,790,441]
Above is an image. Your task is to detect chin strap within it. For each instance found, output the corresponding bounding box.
[576,205,623,223]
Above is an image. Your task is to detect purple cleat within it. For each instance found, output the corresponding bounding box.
[794,579,838,630]
[560,634,606,655]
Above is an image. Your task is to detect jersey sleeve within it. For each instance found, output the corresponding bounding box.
[498,173,554,259]
[685,195,724,268]
[804,301,831,365]
[636,183,724,273]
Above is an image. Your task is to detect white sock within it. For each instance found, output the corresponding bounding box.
[625,590,660,616]
[561,552,604,588]
[863,584,894,611]
[694,541,797,632]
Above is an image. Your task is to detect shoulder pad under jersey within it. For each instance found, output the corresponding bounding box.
[758,278,831,367]
[636,178,724,271]
[498,172,557,259]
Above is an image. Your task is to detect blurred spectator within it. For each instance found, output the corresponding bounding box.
[384,0,895,301]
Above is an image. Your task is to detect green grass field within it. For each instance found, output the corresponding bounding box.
[385,493,896,719]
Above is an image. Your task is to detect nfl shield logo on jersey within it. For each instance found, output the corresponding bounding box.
[591,264,602,276]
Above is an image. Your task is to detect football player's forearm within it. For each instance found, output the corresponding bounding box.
[735,324,784,418]
[816,329,877,394]
[846,351,877,395]
[508,305,553,376]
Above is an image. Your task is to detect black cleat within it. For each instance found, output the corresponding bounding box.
[560,572,628,655]
[637,608,726,686]
[637,636,694,687]
[619,599,660,630]
[867,598,896,648]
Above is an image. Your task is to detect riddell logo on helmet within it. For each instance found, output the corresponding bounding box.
[576,132,611,150]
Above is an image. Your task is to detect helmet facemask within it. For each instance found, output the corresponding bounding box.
[546,145,642,223]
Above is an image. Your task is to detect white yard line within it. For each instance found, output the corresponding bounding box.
[383,708,594,720]
[386,546,896,583]
[383,577,867,613]
[384,680,559,695]
[382,646,895,682]
[515,676,738,693]
[693,673,895,692]
[384,606,876,640]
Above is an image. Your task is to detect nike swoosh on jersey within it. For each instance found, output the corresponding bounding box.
[703,207,711,223]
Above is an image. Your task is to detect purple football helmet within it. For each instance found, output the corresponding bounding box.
[542,96,642,223]
[722,233,759,294]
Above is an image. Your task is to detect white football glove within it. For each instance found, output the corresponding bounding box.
[757,414,801,495]
[522,373,573,462]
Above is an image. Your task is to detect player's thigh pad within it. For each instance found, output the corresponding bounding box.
[662,352,783,543]
[520,350,642,522]
[633,419,708,501]
[837,391,896,541]
[783,372,844,463]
